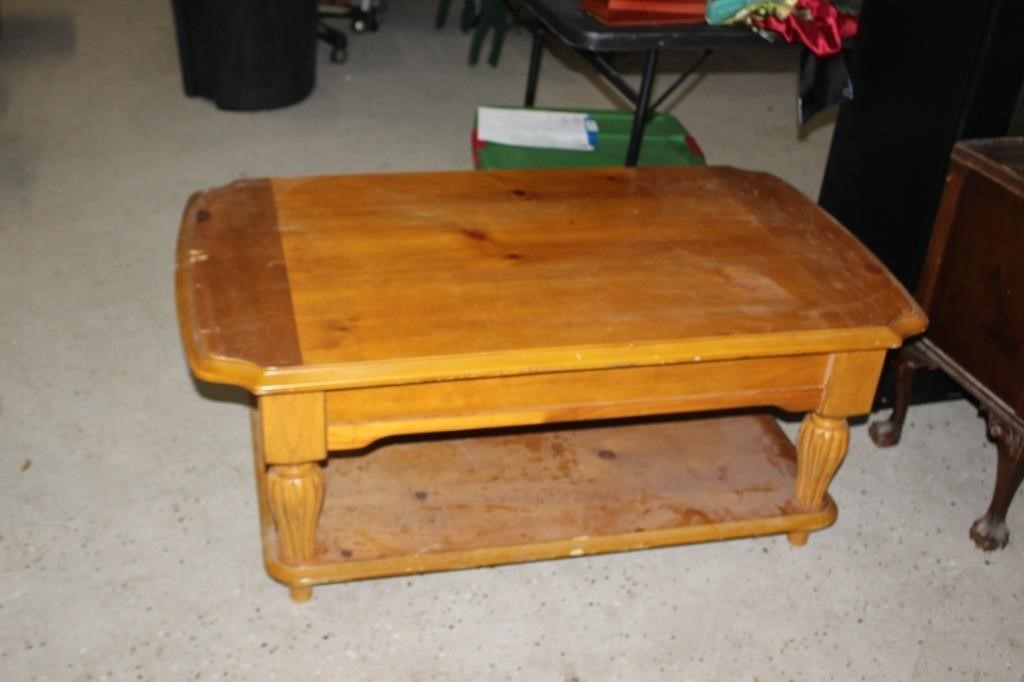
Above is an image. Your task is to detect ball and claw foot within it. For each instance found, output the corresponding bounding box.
[970,515,1009,551]
[970,414,1024,552]
[868,419,901,448]
[290,585,313,602]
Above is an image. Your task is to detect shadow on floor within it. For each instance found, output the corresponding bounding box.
[0,9,77,63]
[191,376,254,409]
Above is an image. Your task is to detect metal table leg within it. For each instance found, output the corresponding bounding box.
[648,49,712,117]
[625,49,659,167]
[583,52,639,105]
[524,26,545,107]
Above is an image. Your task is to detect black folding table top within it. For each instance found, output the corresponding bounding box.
[522,0,788,52]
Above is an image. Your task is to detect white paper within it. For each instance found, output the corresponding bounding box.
[477,107,598,151]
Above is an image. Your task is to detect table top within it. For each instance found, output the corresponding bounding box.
[953,137,1024,195]
[522,0,782,51]
[176,166,926,394]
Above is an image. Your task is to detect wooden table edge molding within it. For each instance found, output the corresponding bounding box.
[175,172,927,396]
[177,326,922,397]
[176,167,927,601]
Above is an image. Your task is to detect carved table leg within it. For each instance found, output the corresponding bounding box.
[268,463,324,554]
[268,464,324,602]
[869,343,930,447]
[259,393,327,601]
[970,415,1024,551]
[789,413,850,546]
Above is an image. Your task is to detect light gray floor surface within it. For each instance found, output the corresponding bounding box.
[1,1,1022,680]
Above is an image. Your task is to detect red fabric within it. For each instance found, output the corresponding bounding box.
[581,0,705,25]
[753,0,858,58]
[471,127,488,169]
[605,0,705,13]
[684,133,704,160]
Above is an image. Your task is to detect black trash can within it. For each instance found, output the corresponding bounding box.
[172,0,317,111]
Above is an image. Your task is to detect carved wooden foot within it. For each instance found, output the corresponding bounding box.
[289,585,314,603]
[787,531,809,546]
[970,415,1024,551]
[869,343,930,448]
[267,463,325,564]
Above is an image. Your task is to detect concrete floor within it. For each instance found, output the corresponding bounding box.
[1,1,1022,680]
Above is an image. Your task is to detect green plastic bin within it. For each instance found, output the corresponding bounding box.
[472,108,705,170]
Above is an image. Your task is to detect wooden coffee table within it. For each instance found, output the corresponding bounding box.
[176,167,926,601]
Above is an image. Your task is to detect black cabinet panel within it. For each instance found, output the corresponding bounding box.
[818,0,1024,406]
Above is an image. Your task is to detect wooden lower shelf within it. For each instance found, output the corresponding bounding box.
[259,413,836,587]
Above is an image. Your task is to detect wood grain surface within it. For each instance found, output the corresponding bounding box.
[324,354,830,449]
[261,413,838,586]
[953,137,1024,195]
[176,167,926,394]
[923,166,1024,410]
[176,179,301,376]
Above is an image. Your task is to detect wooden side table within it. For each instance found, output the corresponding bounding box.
[869,138,1024,550]
[176,166,925,600]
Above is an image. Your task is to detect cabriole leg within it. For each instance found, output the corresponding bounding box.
[869,343,929,447]
[970,415,1024,551]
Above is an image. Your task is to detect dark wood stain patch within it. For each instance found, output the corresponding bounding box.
[184,179,303,368]
[460,227,491,242]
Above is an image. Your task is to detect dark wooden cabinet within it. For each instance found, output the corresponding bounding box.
[870,138,1024,550]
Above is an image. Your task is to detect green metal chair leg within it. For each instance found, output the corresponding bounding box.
[468,0,507,66]
[460,0,477,32]
[436,0,454,28]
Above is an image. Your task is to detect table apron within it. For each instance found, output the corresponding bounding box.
[325,354,833,450]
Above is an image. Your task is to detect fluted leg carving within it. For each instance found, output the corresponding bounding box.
[794,413,850,511]
[267,463,324,564]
